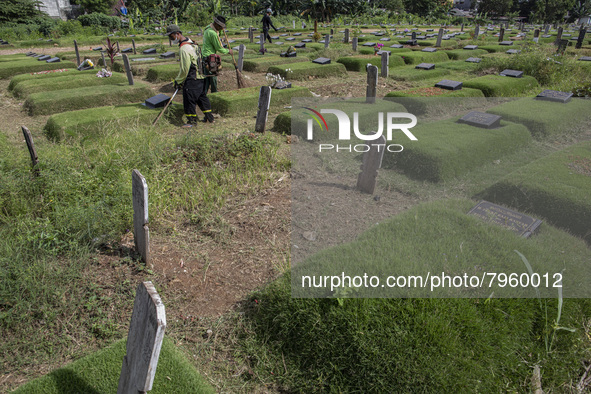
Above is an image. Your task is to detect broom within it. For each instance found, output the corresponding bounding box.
[223,30,246,89]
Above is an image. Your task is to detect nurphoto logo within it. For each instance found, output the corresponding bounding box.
[304,108,418,152]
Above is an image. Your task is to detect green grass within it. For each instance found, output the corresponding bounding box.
[145,64,179,82]
[388,65,451,81]
[12,72,129,98]
[241,55,305,72]
[463,75,539,96]
[112,58,173,76]
[8,69,96,91]
[397,50,450,65]
[336,55,405,72]
[0,59,77,79]
[480,44,519,53]
[383,117,531,182]
[43,103,180,142]
[267,61,348,80]
[443,48,489,60]
[209,85,312,116]
[385,88,485,114]
[436,60,480,72]
[23,83,153,116]
[239,200,591,391]
[13,337,215,393]
[486,97,591,138]
[477,141,591,244]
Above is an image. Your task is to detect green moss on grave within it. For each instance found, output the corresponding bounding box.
[398,51,450,64]
[462,75,539,96]
[477,141,591,244]
[209,85,312,116]
[383,117,531,182]
[486,97,591,138]
[0,59,77,79]
[12,72,129,98]
[242,56,305,72]
[267,61,347,80]
[13,337,214,394]
[24,83,153,116]
[337,55,406,72]
[444,48,489,60]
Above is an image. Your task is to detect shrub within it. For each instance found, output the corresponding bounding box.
[77,13,121,31]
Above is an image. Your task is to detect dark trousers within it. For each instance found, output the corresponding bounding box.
[263,29,272,43]
[183,78,212,123]
[202,60,218,93]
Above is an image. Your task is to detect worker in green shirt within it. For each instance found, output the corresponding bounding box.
[167,24,214,126]
[202,15,232,94]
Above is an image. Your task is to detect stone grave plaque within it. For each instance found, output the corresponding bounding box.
[390,44,403,48]
[535,89,573,103]
[293,33,302,36]
[499,41,513,45]
[271,36,279,39]
[280,33,288,37]
[506,49,521,54]
[380,37,391,41]
[274,41,284,45]
[422,47,437,52]
[357,135,386,194]
[563,34,572,37]
[132,57,155,62]
[129,34,136,37]
[122,47,133,53]
[466,57,482,63]
[25,51,34,56]
[286,37,295,41]
[542,34,552,38]
[376,50,391,56]
[415,63,435,70]
[33,54,45,57]
[302,39,312,43]
[426,29,434,32]
[435,79,463,90]
[405,39,418,46]
[295,42,306,48]
[92,47,103,51]
[280,51,297,57]
[579,56,591,61]
[117,281,166,393]
[37,55,51,61]
[145,94,170,108]
[500,69,523,77]
[416,35,427,40]
[312,57,331,65]
[458,111,502,129]
[159,51,175,58]
[27,53,37,57]
[142,48,157,54]
[362,42,376,46]
[374,32,385,36]
[468,201,543,238]
[463,45,478,50]
[46,57,61,63]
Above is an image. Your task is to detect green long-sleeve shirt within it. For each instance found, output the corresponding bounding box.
[202,25,229,57]
[174,39,203,84]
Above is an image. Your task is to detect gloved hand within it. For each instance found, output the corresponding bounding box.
[274,28,278,32]
[173,80,183,90]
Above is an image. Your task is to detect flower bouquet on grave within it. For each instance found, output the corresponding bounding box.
[374,42,384,55]
[77,59,94,71]
[96,68,112,78]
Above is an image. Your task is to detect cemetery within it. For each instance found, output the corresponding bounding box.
[1,0,591,392]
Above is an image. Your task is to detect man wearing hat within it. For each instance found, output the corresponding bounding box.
[261,8,278,44]
[167,24,214,126]
[202,15,232,95]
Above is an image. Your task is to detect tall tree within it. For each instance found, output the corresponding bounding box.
[70,0,117,14]
[478,0,514,16]
[0,0,45,23]
[535,0,577,23]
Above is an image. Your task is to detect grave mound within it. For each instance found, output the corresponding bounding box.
[12,72,128,98]
[209,85,312,116]
[337,55,405,72]
[462,75,539,96]
[267,61,347,80]
[0,59,77,79]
